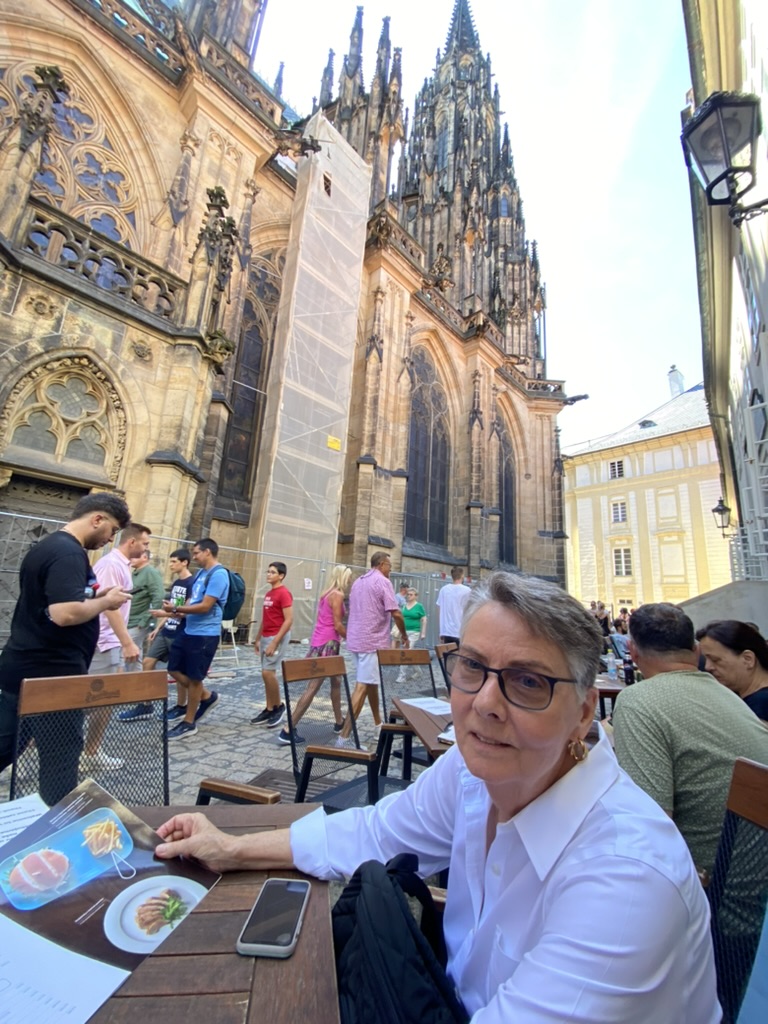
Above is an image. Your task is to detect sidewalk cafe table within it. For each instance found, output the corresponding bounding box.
[91,803,340,1024]
[392,696,453,762]
[595,674,626,718]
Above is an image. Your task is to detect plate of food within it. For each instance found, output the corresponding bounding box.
[103,876,207,954]
[0,809,133,911]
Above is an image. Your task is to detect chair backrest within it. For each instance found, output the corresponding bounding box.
[708,758,768,1024]
[433,642,458,691]
[216,620,240,664]
[376,648,438,720]
[281,655,363,779]
[12,671,169,806]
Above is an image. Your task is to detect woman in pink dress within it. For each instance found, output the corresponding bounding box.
[277,564,351,745]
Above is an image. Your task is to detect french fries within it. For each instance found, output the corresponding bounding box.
[82,818,123,857]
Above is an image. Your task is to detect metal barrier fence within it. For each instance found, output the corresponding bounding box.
[0,511,451,650]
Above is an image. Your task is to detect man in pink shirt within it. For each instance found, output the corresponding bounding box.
[339,551,408,741]
[83,522,150,770]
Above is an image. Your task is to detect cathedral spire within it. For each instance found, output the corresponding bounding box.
[273,61,284,97]
[343,5,364,84]
[389,45,402,91]
[445,0,479,54]
[374,16,392,90]
[319,49,334,108]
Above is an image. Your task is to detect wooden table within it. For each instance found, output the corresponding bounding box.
[392,697,453,762]
[91,803,339,1024]
[595,674,626,718]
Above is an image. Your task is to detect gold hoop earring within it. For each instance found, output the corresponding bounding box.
[568,738,588,763]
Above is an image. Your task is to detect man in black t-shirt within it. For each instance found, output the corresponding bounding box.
[0,492,132,803]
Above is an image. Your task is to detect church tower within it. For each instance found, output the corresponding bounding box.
[317,8,405,210]
[317,1,565,581]
[186,0,267,67]
[399,0,545,375]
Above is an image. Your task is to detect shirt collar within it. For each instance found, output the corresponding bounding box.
[501,731,620,881]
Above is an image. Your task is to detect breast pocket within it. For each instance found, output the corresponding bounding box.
[488,926,522,993]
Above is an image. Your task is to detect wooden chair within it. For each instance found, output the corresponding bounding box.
[377,648,440,777]
[707,757,768,1024]
[11,670,169,806]
[376,648,439,720]
[434,642,458,693]
[198,656,411,812]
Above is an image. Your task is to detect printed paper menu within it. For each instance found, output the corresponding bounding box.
[0,780,219,1023]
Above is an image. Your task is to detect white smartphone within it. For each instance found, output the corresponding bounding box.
[235,878,311,958]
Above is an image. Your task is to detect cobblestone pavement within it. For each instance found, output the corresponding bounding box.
[166,641,383,803]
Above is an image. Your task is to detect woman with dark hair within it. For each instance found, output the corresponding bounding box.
[696,620,768,722]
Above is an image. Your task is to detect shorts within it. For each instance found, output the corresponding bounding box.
[128,624,152,654]
[89,647,123,674]
[306,639,340,658]
[259,633,291,672]
[146,630,176,663]
[168,633,220,682]
[350,651,379,686]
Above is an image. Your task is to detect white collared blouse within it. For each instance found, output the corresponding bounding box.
[290,732,720,1023]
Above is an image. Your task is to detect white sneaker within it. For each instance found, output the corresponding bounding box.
[335,735,367,752]
[80,750,124,772]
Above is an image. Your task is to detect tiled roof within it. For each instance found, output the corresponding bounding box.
[562,383,709,457]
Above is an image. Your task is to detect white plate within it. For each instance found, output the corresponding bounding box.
[103,876,207,954]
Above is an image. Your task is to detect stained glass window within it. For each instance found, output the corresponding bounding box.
[497,425,516,565]
[405,348,450,546]
[219,251,284,500]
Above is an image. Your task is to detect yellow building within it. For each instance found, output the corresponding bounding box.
[563,379,732,611]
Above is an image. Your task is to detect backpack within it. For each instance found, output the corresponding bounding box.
[213,566,246,621]
[332,854,469,1024]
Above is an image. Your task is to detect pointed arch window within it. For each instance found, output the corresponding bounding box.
[436,123,449,172]
[405,348,450,546]
[497,422,516,565]
[0,62,139,248]
[1,358,126,482]
[219,249,284,499]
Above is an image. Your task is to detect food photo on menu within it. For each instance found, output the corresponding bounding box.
[0,779,219,1023]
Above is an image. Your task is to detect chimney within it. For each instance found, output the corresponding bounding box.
[668,364,684,397]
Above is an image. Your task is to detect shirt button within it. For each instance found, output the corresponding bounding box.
[491,863,501,876]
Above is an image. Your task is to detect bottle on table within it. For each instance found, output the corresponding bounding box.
[605,650,618,680]
[622,656,635,685]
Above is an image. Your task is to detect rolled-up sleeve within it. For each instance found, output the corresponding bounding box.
[290,747,460,879]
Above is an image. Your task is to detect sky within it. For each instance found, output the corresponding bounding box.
[253,0,703,448]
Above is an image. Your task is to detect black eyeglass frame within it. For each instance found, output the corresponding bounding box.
[442,652,578,711]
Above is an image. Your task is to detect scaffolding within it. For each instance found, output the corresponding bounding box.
[248,113,371,633]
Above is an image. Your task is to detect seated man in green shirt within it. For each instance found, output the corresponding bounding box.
[613,602,768,874]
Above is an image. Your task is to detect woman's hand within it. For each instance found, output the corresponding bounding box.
[155,813,243,872]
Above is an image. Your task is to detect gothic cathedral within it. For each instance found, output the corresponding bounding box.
[0,0,567,587]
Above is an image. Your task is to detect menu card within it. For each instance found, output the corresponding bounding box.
[0,780,219,1023]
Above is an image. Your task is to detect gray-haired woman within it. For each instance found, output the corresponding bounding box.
[157,571,719,1022]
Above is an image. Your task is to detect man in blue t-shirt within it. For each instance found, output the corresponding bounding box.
[164,537,229,740]
[118,547,196,723]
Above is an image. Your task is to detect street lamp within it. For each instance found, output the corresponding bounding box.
[681,91,768,227]
[711,497,732,537]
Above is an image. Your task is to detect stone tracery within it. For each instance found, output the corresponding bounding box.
[0,61,140,249]
[0,356,127,481]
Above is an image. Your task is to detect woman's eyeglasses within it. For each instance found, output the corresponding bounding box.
[443,652,577,711]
